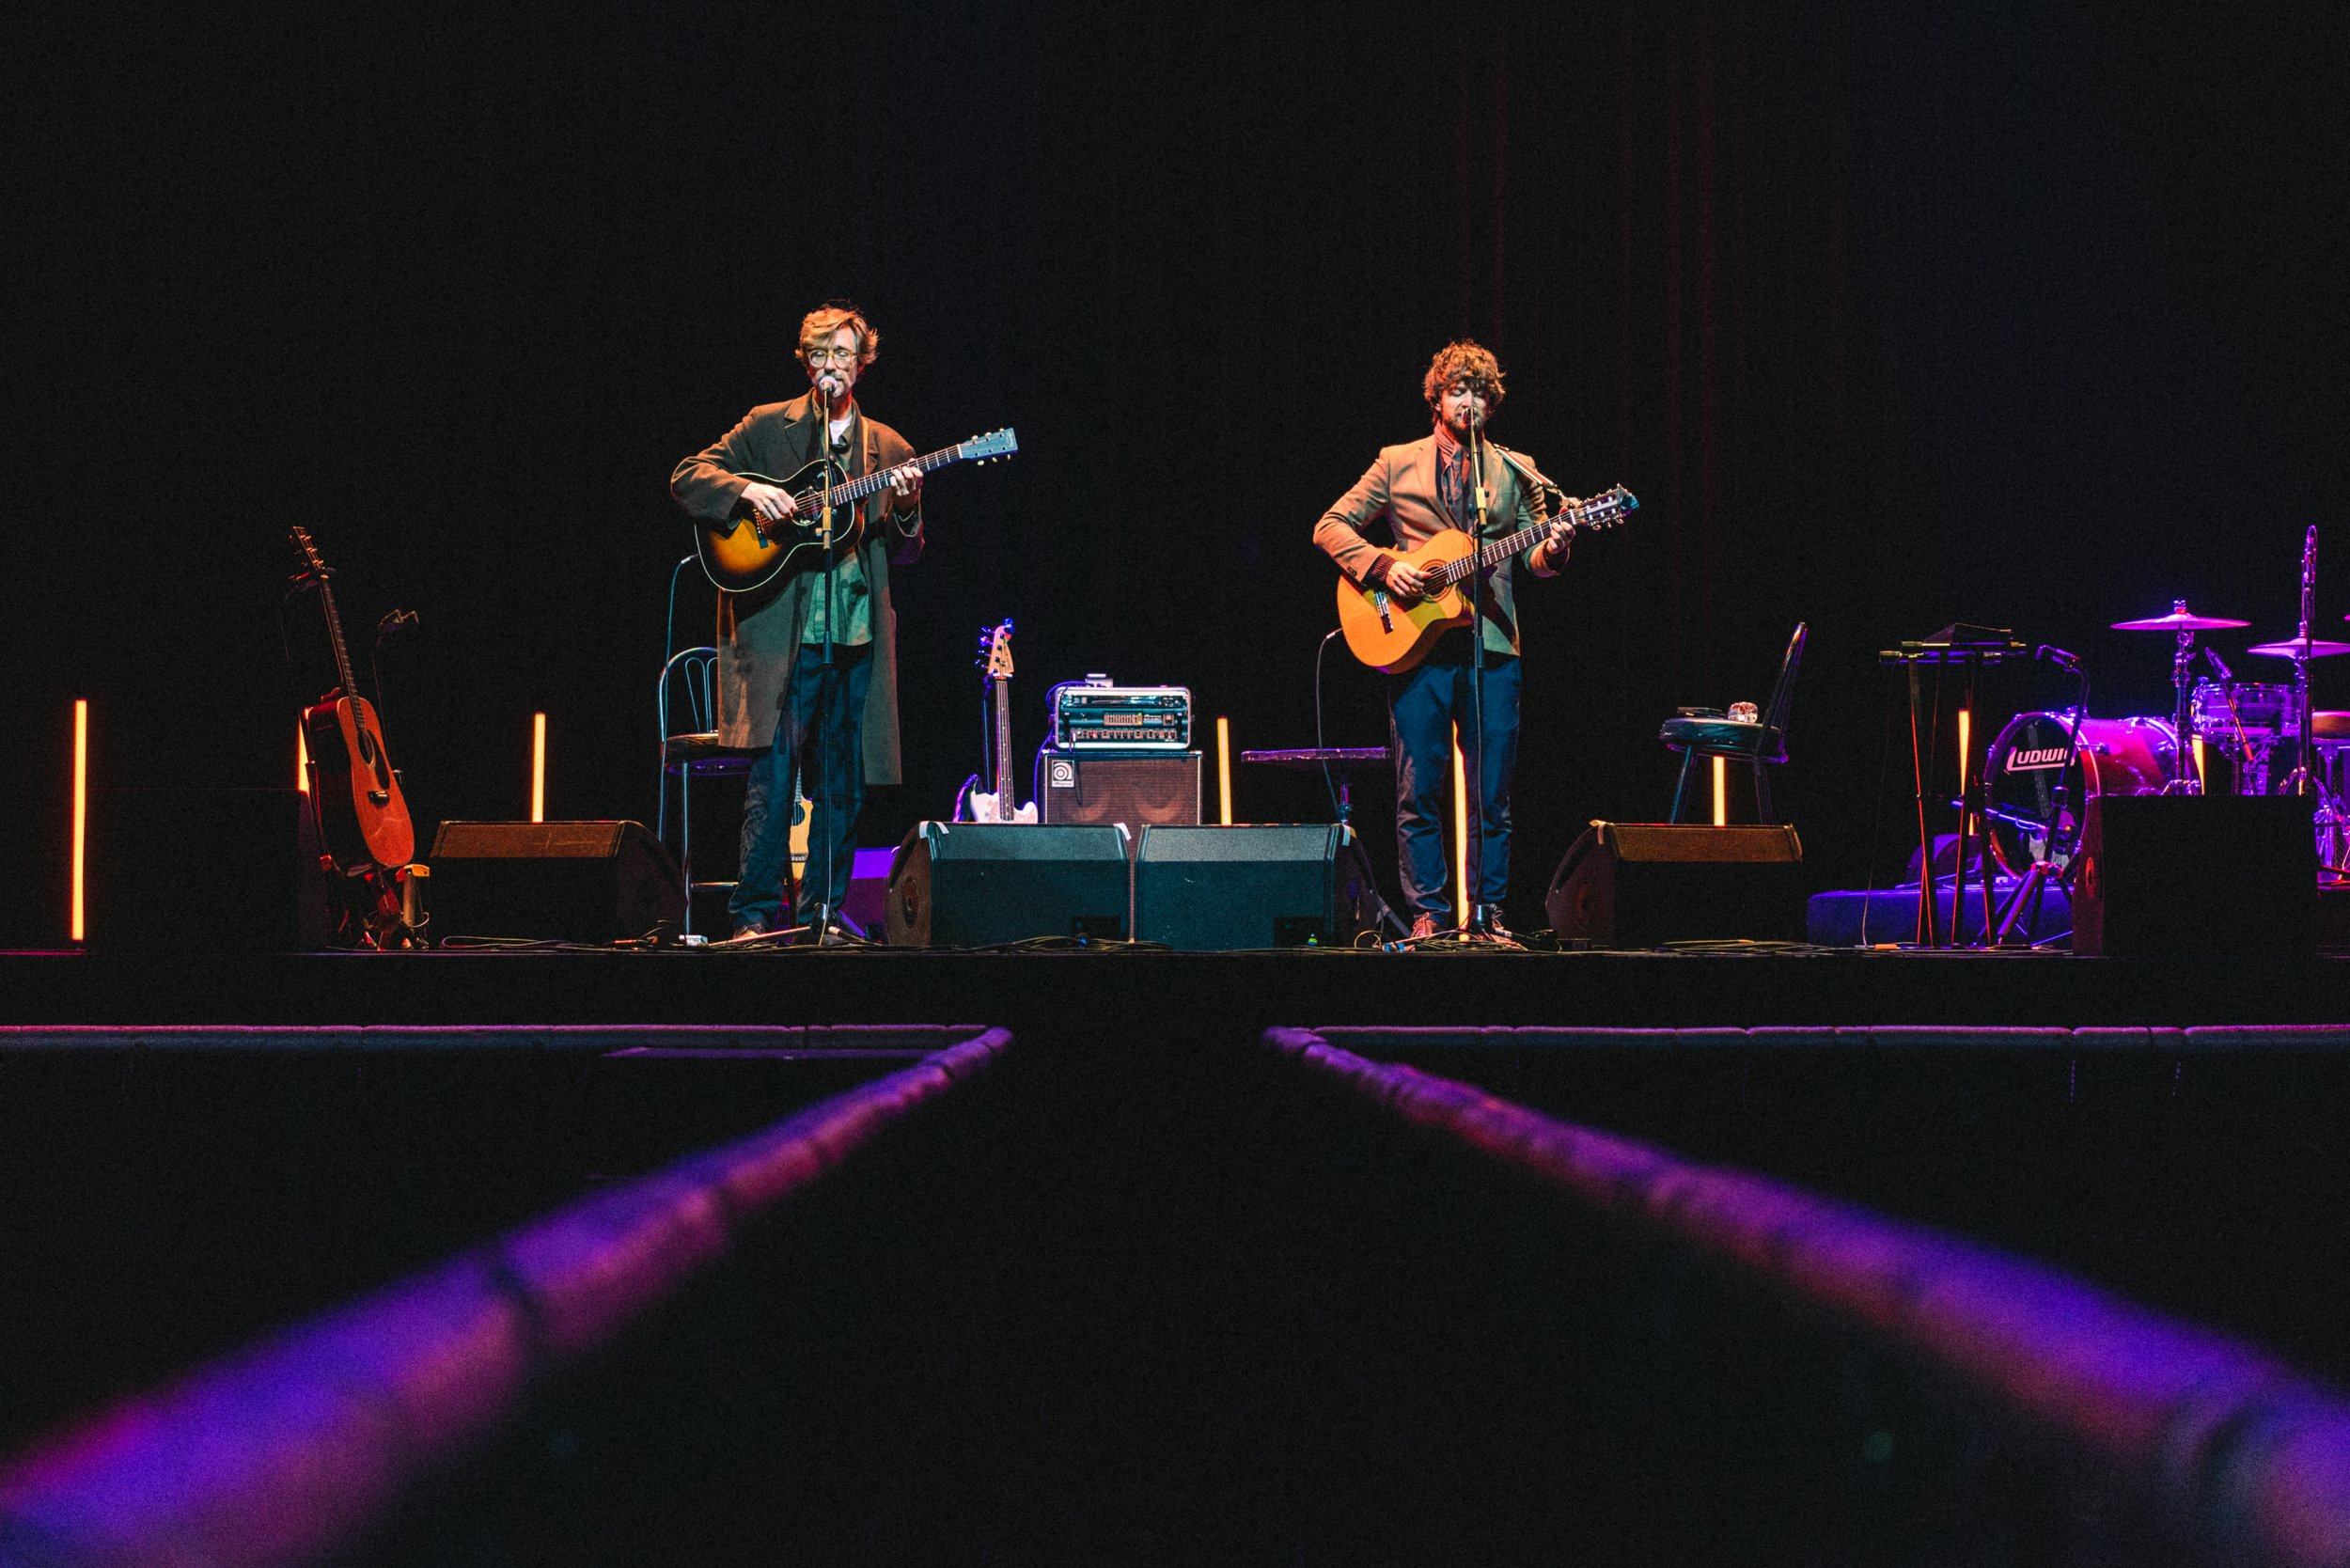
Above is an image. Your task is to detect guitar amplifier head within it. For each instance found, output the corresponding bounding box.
[1051,682,1193,749]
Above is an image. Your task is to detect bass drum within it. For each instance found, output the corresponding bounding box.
[1984,713,2176,876]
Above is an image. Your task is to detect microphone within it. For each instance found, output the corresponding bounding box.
[2205,646,2233,682]
[2037,645,2082,672]
[376,608,419,638]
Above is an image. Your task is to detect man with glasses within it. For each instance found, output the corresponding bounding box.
[1313,340,1568,941]
[671,303,925,940]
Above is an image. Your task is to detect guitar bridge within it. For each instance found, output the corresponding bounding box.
[1371,590,1394,633]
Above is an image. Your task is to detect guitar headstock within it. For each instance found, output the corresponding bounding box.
[976,619,1015,682]
[289,524,330,575]
[959,428,1019,463]
[1566,484,1638,528]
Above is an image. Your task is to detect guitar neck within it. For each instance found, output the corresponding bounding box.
[814,442,965,506]
[993,674,1014,802]
[1430,506,1598,589]
[319,577,360,700]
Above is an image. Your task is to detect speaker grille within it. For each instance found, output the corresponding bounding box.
[1039,750,1200,855]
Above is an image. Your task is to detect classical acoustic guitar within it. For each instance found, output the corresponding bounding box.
[1335,483,1638,672]
[290,525,415,870]
[696,427,1018,593]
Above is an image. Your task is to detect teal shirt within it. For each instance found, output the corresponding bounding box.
[801,417,874,647]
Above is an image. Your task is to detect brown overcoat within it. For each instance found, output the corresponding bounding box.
[1312,432,1556,656]
[670,393,925,784]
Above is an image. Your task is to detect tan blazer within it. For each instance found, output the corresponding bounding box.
[670,393,924,782]
[1313,431,1555,656]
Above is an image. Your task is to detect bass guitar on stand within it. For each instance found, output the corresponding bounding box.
[967,620,1036,823]
[1336,483,1638,673]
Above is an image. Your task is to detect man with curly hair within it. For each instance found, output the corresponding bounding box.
[1314,339,1568,938]
[671,304,926,940]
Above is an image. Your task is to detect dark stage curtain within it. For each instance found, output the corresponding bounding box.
[7,1,2343,941]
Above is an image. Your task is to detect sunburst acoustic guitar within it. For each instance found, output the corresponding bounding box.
[696,427,1018,594]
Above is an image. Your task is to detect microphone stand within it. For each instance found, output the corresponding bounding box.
[811,380,842,944]
[1461,410,1495,939]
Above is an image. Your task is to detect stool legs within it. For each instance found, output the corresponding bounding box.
[1669,749,1698,823]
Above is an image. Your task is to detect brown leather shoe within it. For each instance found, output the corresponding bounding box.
[1409,914,1440,941]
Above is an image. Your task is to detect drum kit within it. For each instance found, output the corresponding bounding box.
[1983,526,2350,896]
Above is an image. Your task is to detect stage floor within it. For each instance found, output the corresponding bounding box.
[7,944,2348,1032]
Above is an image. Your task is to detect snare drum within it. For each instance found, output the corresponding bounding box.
[1985,713,2176,876]
[2190,680,2300,743]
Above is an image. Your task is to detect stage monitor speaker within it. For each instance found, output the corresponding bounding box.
[86,789,332,952]
[427,821,683,944]
[1038,749,1200,855]
[885,823,1132,947]
[1134,823,1386,950]
[1545,822,1805,948]
[2074,794,2314,959]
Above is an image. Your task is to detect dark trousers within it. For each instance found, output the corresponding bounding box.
[732,641,872,933]
[1389,641,1521,921]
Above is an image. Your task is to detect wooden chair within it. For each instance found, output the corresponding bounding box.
[1660,622,1808,824]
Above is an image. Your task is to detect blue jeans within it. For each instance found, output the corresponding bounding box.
[732,641,872,933]
[1389,642,1520,921]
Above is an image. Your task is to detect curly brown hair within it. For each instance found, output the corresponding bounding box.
[797,303,879,368]
[1421,339,1506,411]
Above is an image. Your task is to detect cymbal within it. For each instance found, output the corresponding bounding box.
[2248,636,2350,659]
[2110,607,2250,631]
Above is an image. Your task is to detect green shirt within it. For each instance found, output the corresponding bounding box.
[801,418,874,647]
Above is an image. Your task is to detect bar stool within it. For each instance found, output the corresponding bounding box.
[1660,622,1808,823]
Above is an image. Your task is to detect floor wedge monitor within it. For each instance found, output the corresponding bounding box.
[2073,794,2314,958]
[1546,822,1805,948]
[885,823,1133,947]
[1134,823,1386,950]
[427,821,683,944]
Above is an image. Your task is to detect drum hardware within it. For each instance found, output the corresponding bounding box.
[2249,527,2346,881]
[2111,602,2250,795]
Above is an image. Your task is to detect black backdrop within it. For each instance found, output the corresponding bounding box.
[7,1,2344,944]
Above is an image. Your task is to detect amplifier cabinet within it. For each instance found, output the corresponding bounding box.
[1135,823,1386,950]
[1038,748,1200,855]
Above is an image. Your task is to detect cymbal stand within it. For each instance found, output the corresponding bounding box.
[2278,527,2322,798]
[2161,602,2203,795]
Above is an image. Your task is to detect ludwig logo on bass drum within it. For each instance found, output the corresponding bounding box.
[2007,746,2074,770]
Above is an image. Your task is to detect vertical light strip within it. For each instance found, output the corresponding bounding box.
[1451,729,1469,923]
[1712,756,1727,827]
[1957,710,1971,792]
[1216,715,1232,825]
[531,713,547,823]
[2192,734,2206,791]
[70,700,87,944]
[296,722,310,793]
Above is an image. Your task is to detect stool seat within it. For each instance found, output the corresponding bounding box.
[1659,715,1785,763]
[2313,712,2350,742]
[663,733,759,775]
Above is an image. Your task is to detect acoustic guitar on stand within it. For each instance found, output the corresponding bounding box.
[697,428,1018,593]
[290,525,415,870]
[966,620,1036,823]
[1336,483,1638,673]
